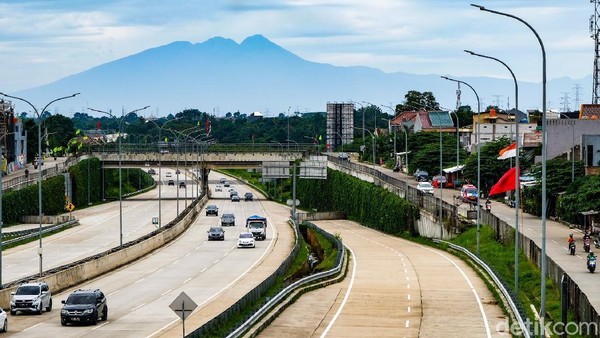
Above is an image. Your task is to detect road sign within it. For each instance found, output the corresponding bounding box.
[66,203,75,212]
[169,291,197,336]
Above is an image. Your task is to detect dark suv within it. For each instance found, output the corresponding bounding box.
[61,289,108,326]
[221,213,236,226]
[206,205,219,216]
[244,192,253,201]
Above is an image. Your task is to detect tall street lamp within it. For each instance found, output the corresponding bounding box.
[89,106,150,247]
[146,117,182,229]
[333,131,344,153]
[0,92,79,277]
[449,111,460,168]
[441,76,481,255]
[471,4,549,332]
[465,49,522,295]
[285,139,299,152]
[354,127,376,167]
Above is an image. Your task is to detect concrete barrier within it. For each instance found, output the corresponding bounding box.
[20,215,71,224]
[0,195,208,309]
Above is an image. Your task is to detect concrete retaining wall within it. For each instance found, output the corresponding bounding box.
[20,215,71,224]
[0,196,208,309]
[297,211,346,221]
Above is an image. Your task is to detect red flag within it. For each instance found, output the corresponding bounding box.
[205,119,211,134]
[489,167,518,196]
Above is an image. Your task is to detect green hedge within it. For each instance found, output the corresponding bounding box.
[69,158,102,206]
[2,176,66,224]
[296,168,419,235]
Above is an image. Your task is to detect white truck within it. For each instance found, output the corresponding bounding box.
[246,215,267,240]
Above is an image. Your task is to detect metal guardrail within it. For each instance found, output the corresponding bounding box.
[226,222,345,338]
[4,220,79,246]
[433,239,531,338]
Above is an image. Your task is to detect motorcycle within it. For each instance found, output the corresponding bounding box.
[569,242,576,255]
[588,256,597,273]
[584,238,591,253]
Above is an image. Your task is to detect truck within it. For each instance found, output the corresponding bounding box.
[246,215,267,240]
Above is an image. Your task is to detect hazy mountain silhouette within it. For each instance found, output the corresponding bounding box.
[14,34,591,117]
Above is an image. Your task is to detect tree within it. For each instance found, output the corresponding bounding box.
[44,114,76,152]
[395,91,440,113]
[407,132,467,174]
[557,175,600,224]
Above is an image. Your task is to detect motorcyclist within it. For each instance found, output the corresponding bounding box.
[568,233,575,245]
[587,251,596,262]
[584,231,591,241]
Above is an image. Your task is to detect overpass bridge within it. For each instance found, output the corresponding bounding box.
[90,142,311,169]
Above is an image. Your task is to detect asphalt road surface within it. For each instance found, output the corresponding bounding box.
[260,220,507,338]
[6,172,295,337]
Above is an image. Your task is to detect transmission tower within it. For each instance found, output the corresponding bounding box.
[493,95,502,108]
[560,92,571,112]
[455,82,461,110]
[591,0,600,103]
[573,84,582,110]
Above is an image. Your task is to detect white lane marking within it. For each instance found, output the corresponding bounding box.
[421,246,492,338]
[23,323,43,331]
[161,289,172,296]
[405,276,409,281]
[134,278,145,284]
[405,320,410,328]
[131,303,146,311]
[407,294,411,300]
[404,269,408,273]
[173,259,180,264]
[183,277,192,284]
[407,306,411,312]
[90,321,110,331]
[108,290,119,297]
[201,268,207,273]
[407,284,410,289]
[320,246,357,338]
[155,268,164,274]
[213,259,220,264]
[551,240,558,244]
[185,252,191,257]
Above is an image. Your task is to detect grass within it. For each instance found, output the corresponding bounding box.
[313,230,337,271]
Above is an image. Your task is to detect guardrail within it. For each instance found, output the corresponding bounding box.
[433,239,531,338]
[3,156,77,192]
[226,222,345,338]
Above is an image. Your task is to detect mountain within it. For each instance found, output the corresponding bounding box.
[14,34,592,117]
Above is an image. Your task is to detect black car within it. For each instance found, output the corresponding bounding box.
[179,181,186,188]
[207,226,225,241]
[244,192,253,201]
[147,168,156,175]
[231,195,240,202]
[221,213,236,226]
[206,205,219,216]
[60,289,108,326]
[413,169,429,182]
[167,180,175,186]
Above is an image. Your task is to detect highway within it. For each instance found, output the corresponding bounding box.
[5,172,295,337]
[260,220,507,337]
[2,167,194,284]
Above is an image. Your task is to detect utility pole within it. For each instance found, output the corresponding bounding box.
[573,84,582,110]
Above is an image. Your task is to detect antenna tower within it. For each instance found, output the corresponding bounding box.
[573,84,582,110]
[591,0,600,103]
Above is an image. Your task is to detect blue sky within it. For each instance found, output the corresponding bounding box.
[0,0,594,101]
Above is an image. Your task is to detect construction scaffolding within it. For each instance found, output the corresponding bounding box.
[326,102,354,152]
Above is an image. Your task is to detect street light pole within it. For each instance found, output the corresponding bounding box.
[89,105,150,247]
[449,111,460,168]
[441,76,481,255]
[355,127,376,167]
[146,117,182,229]
[1,92,79,277]
[472,4,548,332]
[465,49,522,295]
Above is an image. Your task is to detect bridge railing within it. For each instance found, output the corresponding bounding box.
[89,142,316,154]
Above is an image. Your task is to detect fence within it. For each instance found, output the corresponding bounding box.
[2,157,78,192]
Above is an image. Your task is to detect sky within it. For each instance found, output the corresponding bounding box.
[0,0,595,108]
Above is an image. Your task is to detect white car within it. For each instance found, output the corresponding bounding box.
[237,232,256,248]
[10,282,52,315]
[0,307,6,332]
[166,172,172,178]
[416,182,434,194]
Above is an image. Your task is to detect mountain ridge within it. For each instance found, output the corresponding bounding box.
[13,34,591,117]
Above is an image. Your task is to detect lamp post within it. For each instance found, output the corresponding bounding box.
[355,127,376,167]
[465,49,522,296]
[287,106,291,151]
[0,92,79,277]
[89,106,150,247]
[471,4,548,332]
[303,136,319,153]
[146,117,182,229]
[285,139,299,152]
[166,126,199,210]
[441,76,481,255]
[333,131,344,153]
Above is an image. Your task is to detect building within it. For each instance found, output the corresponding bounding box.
[0,99,20,173]
[326,102,354,152]
[471,108,537,152]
